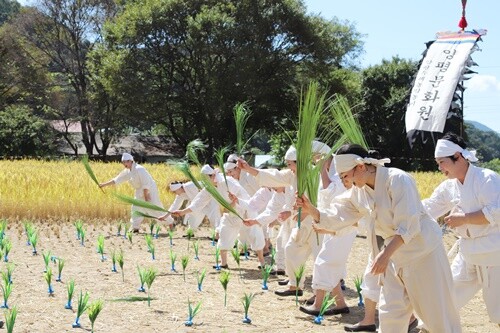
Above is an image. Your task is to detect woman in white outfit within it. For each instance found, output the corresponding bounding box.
[160,181,202,229]
[423,132,500,327]
[297,144,462,333]
[99,153,164,233]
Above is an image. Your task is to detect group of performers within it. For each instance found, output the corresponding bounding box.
[99,132,499,333]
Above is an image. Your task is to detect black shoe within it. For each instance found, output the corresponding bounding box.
[240,251,250,257]
[270,269,286,276]
[275,289,303,297]
[213,264,228,269]
[277,279,289,286]
[323,307,350,316]
[129,228,140,234]
[299,305,320,316]
[408,318,418,332]
[344,323,377,332]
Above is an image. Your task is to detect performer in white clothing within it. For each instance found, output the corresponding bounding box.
[297,144,462,333]
[159,181,202,229]
[422,132,500,326]
[99,153,164,233]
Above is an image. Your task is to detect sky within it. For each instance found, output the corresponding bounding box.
[303,0,500,133]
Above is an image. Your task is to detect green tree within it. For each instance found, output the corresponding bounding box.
[0,0,20,26]
[0,105,58,156]
[96,0,363,152]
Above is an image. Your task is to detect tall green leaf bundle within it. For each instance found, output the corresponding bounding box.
[113,193,168,213]
[175,162,202,189]
[329,95,368,149]
[82,155,104,192]
[233,102,251,155]
[200,175,243,220]
[185,139,206,166]
[215,146,230,188]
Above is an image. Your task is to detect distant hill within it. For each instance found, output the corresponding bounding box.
[466,120,498,134]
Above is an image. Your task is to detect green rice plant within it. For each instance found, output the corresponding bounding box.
[185,227,195,251]
[97,234,105,261]
[215,146,230,188]
[294,264,306,306]
[169,250,177,272]
[185,298,202,326]
[185,139,206,167]
[193,240,200,260]
[42,250,52,272]
[196,268,206,292]
[82,154,104,193]
[219,270,230,307]
[2,238,12,262]
[73,220,83,240]
[4,305,17,333]
[28,229,38,255]
[231,247,241,280]
[168,228,174,247]
[314,293,337,325]
[200,174,243,220]
[65,279,75,309]
[149,220,156,236]
[211,228,216,246]
[144,267,158,307]
[295,82,327,229]
[154,224,161,239]
[111,249,117,272]
[233,101,252,155]
[56,258,65,282]
[1,271,12,308]
[181,255,189,282]
[72,291,90,328]
[241,292,255,324]
[261,265,273,290]
[328,95,368,149]
[306,162,322,245]
[354,275,364,306]
[0,219,7,241]
[241,242,249,260]
[117,250,124,282]
[214,246,221,270]
[24,221,35,245]
[126,230,133,244]
[5,263,13,284]
[80,227,86,246]
[45,267,54,295]
[116,221,124,236]
[137,266,146,292]
[270,246,276,268]
[176,162,202,189]
[87,299,104,333]
[144,234,155,260]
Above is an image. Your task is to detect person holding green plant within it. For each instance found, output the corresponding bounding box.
[99,153,164,233]
[159,181,202,229]
[297,144,462,333]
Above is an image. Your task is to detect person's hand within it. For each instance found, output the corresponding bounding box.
[278,211,291,221]
[171,210,185,217]
[295,194,313,215]
[99,183,105,188]
[444,212,468,228]
[236,158,250,171]
[370,249,390,275]
[228,192,238,205]
[243,219,259,227]
[158,213,170,221]
[312,224,334,235]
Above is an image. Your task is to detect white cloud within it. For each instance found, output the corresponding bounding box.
[466,75,500,92]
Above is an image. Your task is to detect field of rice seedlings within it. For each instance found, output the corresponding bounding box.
[0,159,445,221]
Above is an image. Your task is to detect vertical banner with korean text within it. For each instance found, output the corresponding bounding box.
[405,31,482,133]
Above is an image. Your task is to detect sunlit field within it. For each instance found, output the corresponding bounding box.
[0,159,445,221]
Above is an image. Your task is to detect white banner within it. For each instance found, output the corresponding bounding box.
[405,31,481,133]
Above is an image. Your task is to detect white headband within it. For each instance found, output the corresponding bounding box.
[312,140,331,154]
[169,183,183,191]
[227,154,239,163]
[334,154,391,174]
[121,152,134,162]
[224,162,237,171]
[435,139,478,162]
[200,164,215,175]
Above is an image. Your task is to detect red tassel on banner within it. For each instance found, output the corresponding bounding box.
[459,0,468,30]
[459,16,468,30]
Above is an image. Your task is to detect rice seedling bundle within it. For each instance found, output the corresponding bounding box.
[294,264,306,306]
[87,299,104,333]
[219,270,230,307]
[314,293,336,324]
[241,292,255,324]
[65,279,75,309]
[354,275,364,306]
[196,268,206,292]
[4,305,17,333]
[73,290,90,328]
[185,298,202,326]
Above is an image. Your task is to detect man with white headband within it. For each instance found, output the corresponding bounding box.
[100,153,164,233]
[423,132,500,326]
[297,143,461,333]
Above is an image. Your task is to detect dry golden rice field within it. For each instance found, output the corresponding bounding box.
[0,160,497,332]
